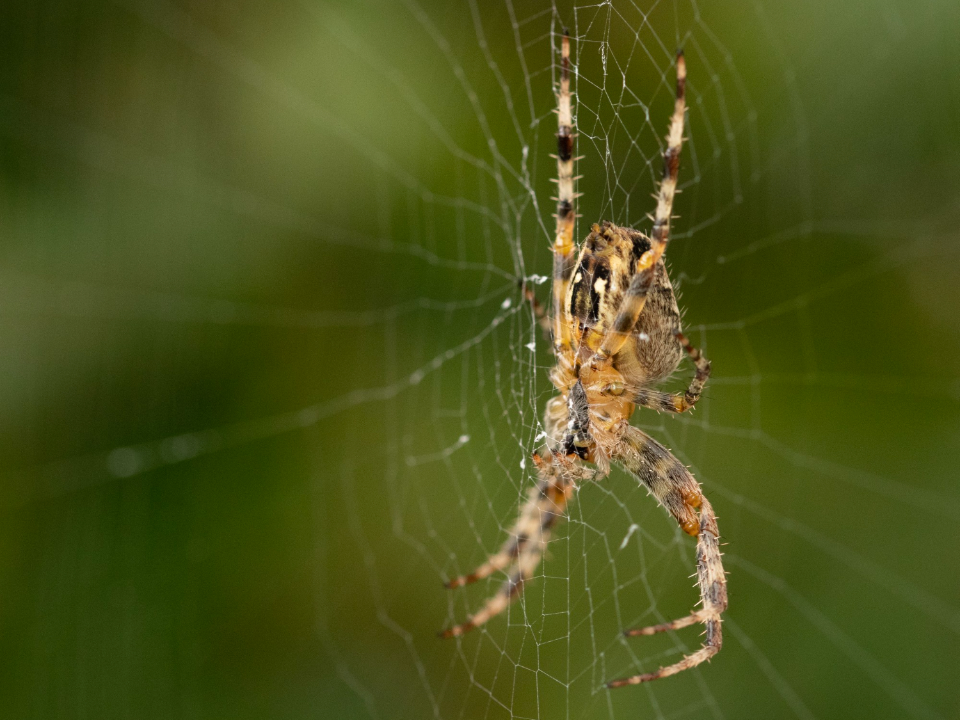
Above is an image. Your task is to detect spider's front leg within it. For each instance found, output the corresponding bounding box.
[590,51,686,366]
[439,452,584,638]
[605,425,727,686]
[520,280,554,343]
[551,29,580,355]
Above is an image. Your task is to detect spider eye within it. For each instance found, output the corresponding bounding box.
[604,382,625,396]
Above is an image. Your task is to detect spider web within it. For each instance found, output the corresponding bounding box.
[2,0,959,718]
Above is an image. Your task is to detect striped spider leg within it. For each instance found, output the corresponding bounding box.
[440,27,583,640]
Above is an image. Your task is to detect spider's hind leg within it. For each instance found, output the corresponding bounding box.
[440,453,579,638]
[606,426,727,686]
[607,497,725,685]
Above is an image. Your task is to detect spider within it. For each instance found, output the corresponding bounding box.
[439,32,727,687]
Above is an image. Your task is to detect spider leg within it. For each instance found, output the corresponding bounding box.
[615,424,702,534]
[442,472,550,591]
[603,331,711,413]
[606,425,727,687]
[552,29,579,354]
[440,454,577,638]
[672,330,711,411]
[593,53,686,363]
[521,281,554,343]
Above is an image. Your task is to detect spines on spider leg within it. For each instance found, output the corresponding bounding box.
[695,496,727,645]
[674,330,710,410]
[606,492,728,687]
[552,28,577,353]
[616,425,701,536]
[623,609,708,637]
[620,385,700,415]
[650,51,686,250]
[592,54,686,364]
[609,499,726,684]
[554,29,575,258]
[605,645,718,687]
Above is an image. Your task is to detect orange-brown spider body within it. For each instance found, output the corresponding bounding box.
[441,32,727,687]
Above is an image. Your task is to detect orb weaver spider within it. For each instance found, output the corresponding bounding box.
[440,31,727,687]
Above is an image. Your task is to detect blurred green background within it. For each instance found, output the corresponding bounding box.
[2,1,959,718]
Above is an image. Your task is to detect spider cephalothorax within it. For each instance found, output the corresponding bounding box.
[440,32,727,687]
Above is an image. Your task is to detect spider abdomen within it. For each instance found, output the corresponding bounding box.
[616,263,683,385]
